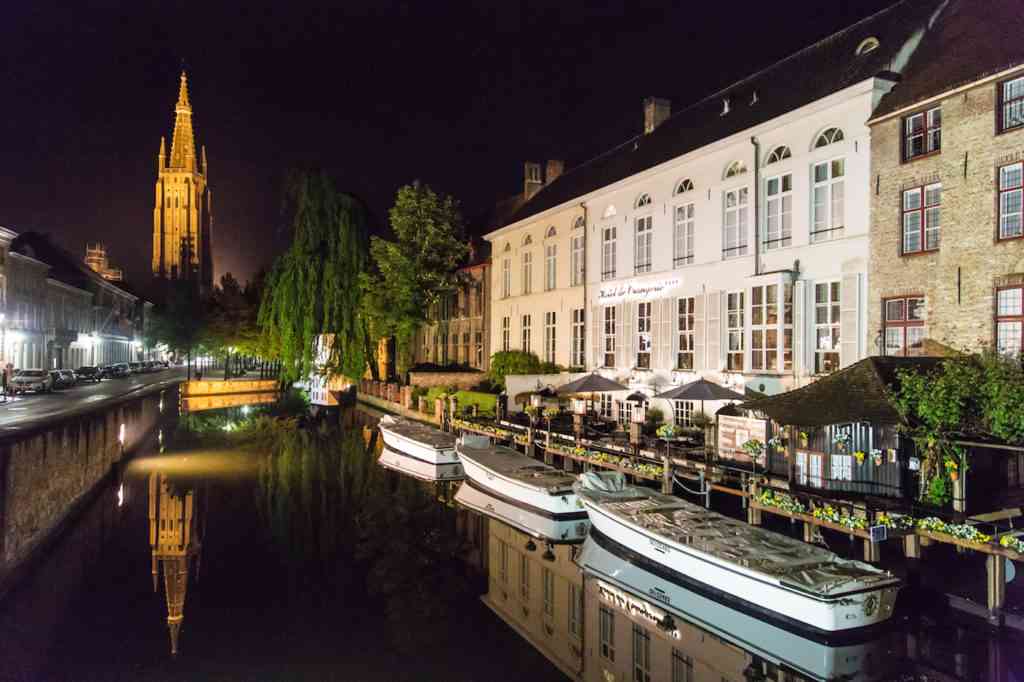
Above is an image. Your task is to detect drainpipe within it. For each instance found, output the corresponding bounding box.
[750,136,761,276]
[789,259,801,386]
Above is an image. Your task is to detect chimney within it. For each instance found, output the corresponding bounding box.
[545,159,565,184]
[524,161,543,199]
[643,97,671,134]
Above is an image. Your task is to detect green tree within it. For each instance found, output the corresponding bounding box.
[146,279,206,379]
[362,182,468,375]
[258,170,372,383]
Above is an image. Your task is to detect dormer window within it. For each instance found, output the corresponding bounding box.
[545,226,557,239]
[814,128,844,149]
[635,193,653,209]
[724,161,747,179]
[522,234,533,246]
[855,37,880,56]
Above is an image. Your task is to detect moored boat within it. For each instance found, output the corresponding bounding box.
[378,415,458,465]
[456,434,586,522]
[454,478,588,544]
[378,446,465,482]
[574,472,900,635]
[577,530,889,679]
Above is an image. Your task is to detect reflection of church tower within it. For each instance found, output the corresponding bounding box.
[152,71,214,291]
[148,473,204,656]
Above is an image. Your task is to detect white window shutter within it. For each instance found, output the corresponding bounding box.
[622,301,635,369]
[793,280,805,377]
[657,298,671,370]
[840,273,862,368]
[693,294,705,371]
[591,305,602,369]
[615,302,625,369]
[706,291,722,370]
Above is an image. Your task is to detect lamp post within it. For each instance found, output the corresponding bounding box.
[630,400,647,461]
[572,397,587,446]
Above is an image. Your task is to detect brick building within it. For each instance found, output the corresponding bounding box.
[868,1,1024,356]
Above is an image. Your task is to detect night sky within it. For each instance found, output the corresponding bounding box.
[2,0,895,286]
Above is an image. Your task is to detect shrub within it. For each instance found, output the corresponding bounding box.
[488,350,543,385]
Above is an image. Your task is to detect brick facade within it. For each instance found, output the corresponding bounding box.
[869,66,1024,355]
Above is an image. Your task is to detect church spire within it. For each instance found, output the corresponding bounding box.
[168,71,196,171]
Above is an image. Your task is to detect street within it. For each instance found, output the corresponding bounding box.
[0,368,186,432]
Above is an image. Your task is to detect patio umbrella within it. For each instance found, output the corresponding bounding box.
[555,372,628,396]
[513,386,558,405]
[653,378,745,419]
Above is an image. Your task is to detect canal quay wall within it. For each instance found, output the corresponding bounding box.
[182,378,279,396]
[0,383,179,598]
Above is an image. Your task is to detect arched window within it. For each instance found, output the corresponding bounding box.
[545,226,557,239]
[764,146,792,165]
[673,178,694,195]
[856,37,880,56]
[522,234,533,246]
[724,160,747,179]
[503,243,511,253]
[572,216,585,230]
[814,128,844,149]
[635,193,653,209]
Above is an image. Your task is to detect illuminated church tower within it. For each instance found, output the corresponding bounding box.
[152,71,214,290]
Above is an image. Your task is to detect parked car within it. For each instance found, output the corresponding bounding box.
[51,370,77,389]
[76,366,103,383]
[11,369,54,393]
[128,362,142,374]
[109,363,131,378]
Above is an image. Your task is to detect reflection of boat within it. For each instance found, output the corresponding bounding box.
[378,415,458,464]
[455,479,588,544]
[378,446,465,482]
[457,434,585,521]
[578,529,889,680]
[575,473,900,634]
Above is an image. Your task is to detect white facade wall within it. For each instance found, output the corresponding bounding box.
[575,80,892,422]
[487,204,587,369]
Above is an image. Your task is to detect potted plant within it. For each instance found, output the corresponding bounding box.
[657,423,680,440]
[543,406,560,422]
[832,431,851,452]
[853,450,866,465]
[524,405,540,420]
[799,430,809,448]
[741,438,765,461]
[944,454,960,481]
[871,448,884,466]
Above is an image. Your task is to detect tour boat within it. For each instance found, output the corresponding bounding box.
[378,446,465,482]
[377,415,458,465]
[454,478,588,544]
[577,529,887,679]
[574,472,901,634]
[456,434,587,522]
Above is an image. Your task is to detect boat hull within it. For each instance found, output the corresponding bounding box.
[455,479,588,543]
[459,451,585,521]
[378,446,465,482]
[580,497,899,633]
[378,424,458,465]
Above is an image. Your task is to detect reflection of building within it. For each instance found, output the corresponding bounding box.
[152,72,214,291]
[84,243,124,282]
[482,520,584,679]
[148,473,204,656]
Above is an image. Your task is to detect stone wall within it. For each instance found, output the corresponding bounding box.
[182,379,279,396]
[407,370,484,390]
[869,69,1024,352]
[0,384,173,588]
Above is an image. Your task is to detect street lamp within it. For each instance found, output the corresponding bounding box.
[572,397,587,445]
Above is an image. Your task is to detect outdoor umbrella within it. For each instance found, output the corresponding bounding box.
[555,372,628,396]
[653,378,745,418]
[513,386,558,405]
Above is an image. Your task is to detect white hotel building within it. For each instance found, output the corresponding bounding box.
[485,0,938,422]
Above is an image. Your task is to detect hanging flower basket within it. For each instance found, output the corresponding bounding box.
[853,450,866,465]
[799,431,809,448]
[870,448,883,466]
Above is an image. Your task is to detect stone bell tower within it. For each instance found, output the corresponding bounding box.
[152,71,214,291]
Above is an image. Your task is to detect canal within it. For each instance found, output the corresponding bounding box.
[0,398,1020,681]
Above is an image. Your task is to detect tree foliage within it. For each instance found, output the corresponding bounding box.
[258,171,371,383]
[361,182,468,374]
[146,278,206,357]
[205,272,263,356]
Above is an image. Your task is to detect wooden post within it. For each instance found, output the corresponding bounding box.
[802,522,814,543]
[953,472,966,514]
[863,539,881,563]
[661,455,672,494]
[903,534,922,559]
[434,398,445,425]
[747,479,761,526]
[525,427,535,458]
[986,554,1006,626]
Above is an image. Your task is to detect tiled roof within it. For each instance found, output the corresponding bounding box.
[871,0,1024,118]
[499,0,946,228]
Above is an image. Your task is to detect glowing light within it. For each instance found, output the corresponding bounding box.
[118,423,125,445]
[117,483,124,508]
[241,405,251,416]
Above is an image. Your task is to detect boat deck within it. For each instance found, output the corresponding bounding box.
[594,491,896,596]
[458,443,576,494]
[379,417,455,450]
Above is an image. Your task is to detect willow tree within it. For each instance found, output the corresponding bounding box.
[362,182,468,374]
[258,171,371,383]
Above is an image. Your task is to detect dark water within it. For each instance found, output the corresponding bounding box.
[0,402,1020,681]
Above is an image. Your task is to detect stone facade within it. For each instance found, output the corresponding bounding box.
[414,255,491,371]
[869,66,1024,355]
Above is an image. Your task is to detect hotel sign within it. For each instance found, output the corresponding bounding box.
[598,278,680,303]
[597,580,680,639]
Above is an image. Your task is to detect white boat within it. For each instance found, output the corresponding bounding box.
[378,446,465,482]
[575,472,900,634]
[456,434,586,522]
[577,529,889,680]
[378,415,458,465]
[454,479,588,544]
